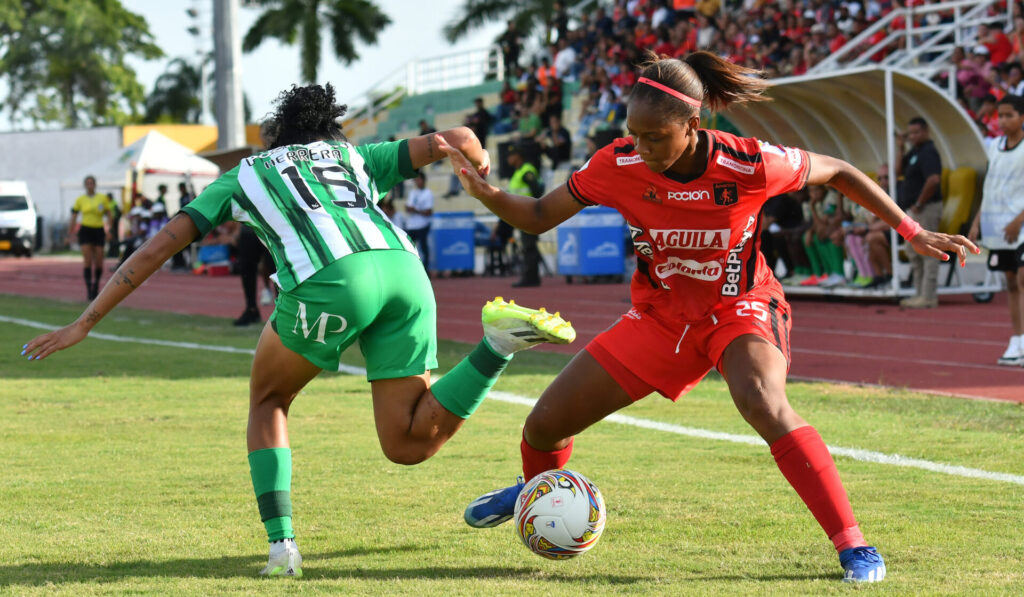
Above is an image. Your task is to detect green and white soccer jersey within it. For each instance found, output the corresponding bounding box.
[182,139,419,291]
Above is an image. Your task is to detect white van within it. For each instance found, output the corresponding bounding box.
[0,180,38,257]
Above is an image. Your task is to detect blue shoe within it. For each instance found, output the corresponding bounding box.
[839,546,886,582]
[464,477,525,528]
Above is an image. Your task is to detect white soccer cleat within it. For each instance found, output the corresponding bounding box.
[997,335,1023,366]
[481,296,576,355]
[259,538,303,577]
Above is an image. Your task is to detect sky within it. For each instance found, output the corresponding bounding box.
[4,0,506,130]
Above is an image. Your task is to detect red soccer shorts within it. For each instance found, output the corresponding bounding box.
[585,286,793,401]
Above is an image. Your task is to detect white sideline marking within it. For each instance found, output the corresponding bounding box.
[5,314,1023,487]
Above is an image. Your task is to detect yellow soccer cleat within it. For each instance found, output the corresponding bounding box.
[481,297,576,355]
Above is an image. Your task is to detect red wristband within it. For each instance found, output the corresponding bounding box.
[896,216,923,241]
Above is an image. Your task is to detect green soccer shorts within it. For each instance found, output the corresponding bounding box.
[270,249,438,380]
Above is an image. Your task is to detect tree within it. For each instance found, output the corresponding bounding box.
[0,0,163,129]
[243,0,391,84]
[442,0,585,45]
[145,58,203,124]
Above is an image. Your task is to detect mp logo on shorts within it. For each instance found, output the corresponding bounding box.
[293,300,348,344]
[713,182,739,206]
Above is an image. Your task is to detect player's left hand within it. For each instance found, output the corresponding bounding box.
[22,322,89,361]
[435,135,496,201]
[908,230,981,267]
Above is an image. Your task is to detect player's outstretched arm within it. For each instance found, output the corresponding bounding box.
[805,151,980,266]
[407,126,490,176]
[435,135,583,234]
[22,214,199,361]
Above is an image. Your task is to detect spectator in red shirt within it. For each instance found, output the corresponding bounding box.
[1010,16,1024,63]
[826,23,848,54]
[980,21,1014,65]
[635,21,658,49]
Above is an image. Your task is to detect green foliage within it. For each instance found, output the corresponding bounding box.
[145,58,204,124]
[442,0,586,45]
[243,0,391,84]
[2,294,1024,594]
[0,0,163,129]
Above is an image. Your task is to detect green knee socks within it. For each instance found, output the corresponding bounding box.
[249,447,294,542]
[430,340,512,419]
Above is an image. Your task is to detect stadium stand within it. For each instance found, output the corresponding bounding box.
[339,0,1010,295]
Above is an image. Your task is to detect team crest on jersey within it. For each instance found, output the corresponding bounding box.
[642,184,661,204]
[713,182,739,206]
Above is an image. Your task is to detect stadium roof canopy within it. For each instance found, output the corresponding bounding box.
[723,67,985,187]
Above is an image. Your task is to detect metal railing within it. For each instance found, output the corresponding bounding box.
[810,0,1012,87]
[343,46,504,127]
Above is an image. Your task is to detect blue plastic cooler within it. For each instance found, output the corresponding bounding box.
[557,207,625,276]
[430,211,475,271]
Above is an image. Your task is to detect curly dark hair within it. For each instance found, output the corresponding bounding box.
[261,83,348,149]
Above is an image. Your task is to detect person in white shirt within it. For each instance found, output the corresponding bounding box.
[970,94,1024,365]
[553,38,577,80]
[405,172,434,269]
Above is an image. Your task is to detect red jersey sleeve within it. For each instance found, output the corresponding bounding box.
[758,140,811,198]
[566,140,626,208]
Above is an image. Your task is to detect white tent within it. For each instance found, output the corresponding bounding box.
[62,130,221,214]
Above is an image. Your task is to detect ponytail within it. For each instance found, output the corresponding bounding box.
[632,51,771,122]
[682,52,772,111]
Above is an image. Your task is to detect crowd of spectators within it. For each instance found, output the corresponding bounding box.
[486,0,1024,156]
[450,1,1024,290]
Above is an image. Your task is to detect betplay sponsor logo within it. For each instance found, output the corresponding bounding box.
[721,215,757,296]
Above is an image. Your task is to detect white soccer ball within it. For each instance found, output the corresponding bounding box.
[513,469,606,560]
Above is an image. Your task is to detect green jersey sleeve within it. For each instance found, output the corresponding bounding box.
[181,167,240,237]
[355,139,416,194]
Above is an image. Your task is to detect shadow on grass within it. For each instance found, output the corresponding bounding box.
[0,545,648,586]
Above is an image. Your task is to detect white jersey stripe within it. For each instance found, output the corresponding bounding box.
[237,166,320,285]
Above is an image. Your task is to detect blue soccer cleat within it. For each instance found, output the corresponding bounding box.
[839,546,886,583]
[464,477,525,528]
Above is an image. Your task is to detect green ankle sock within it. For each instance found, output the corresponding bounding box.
[248,447,294,542]
[431,340,512,419]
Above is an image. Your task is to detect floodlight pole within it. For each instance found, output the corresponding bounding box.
[884,68,901,295]
[214,0,245,149]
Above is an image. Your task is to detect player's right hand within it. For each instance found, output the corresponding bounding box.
[22,322,89,361]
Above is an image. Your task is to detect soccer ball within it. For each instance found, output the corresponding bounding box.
[513,469,606,560]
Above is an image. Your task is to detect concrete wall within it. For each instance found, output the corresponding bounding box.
[0,127,123,242]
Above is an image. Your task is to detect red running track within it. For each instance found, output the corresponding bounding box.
[2,256,1021,402]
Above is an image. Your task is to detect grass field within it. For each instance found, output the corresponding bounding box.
[2,293,1024,596]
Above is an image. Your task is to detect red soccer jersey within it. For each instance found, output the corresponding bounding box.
[567,130,810,323]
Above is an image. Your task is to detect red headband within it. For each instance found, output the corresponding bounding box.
[637,77,702,108]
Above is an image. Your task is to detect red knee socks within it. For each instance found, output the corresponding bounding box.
[521,433,574,482]
[770,425,866,552]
